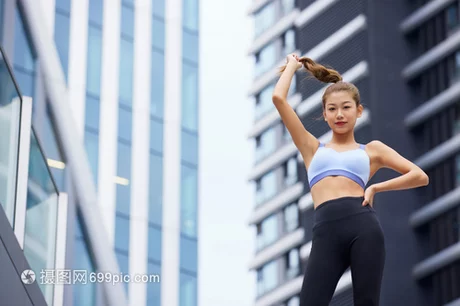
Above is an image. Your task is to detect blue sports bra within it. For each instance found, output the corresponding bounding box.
[307,142,370,189]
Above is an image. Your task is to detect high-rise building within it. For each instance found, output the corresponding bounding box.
[0,0,199,305]
[247,0,460,306]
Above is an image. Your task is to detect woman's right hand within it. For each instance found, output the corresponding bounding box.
[286,53,302,70]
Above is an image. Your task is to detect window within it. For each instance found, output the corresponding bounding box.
[147,262,161,306]
[256,171,277,206]
[116,141,132,215]
[284,157,298,186]
[84,130,99,185]
[54,10,70,80]
[255,42,277,78]
[453,51,460,83]
[183,30,198,64]
[257,214,278,251]
[86,26,102,96]
[182,62,199,131]
[254,2,276,38]
[454,111,460,186]
[148,224,162,262]
[255,127,277,163]
[179,272,197,306]
[115,214,130,252]
[283,29,296,56]
[85,95,100,131]
[257,260,279,296]
[121,4,134,39]
[152,0,165,19]
[255,84,275,121]
[149,153,163,226]
[284,203,298,233]
[285,248,300,280]
[281,0,296,15]
[151,50,165,118]
[88,0,103,27]
[180,235,198,273]
[152,18,165,51]
[181,164,198,237]
[182,0,199,31]
[118,106,133,142]
[73,232,96,306]
[446,2,460,33]
[181,130,198,165]
[119,38,134,105]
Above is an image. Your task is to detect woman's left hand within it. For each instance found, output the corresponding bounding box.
[362,185,377,207]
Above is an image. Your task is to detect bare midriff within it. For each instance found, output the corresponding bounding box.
[310,176,365,209]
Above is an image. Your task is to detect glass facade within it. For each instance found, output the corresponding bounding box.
[73,212,97,306]
[13,5,36,105]
[114,0,135,296]
[180,0,199,305]
[54,0,71,81]
[148,1,165,304]
[0,49,21,226]
[85,0,103,187]
[23,129,59,305]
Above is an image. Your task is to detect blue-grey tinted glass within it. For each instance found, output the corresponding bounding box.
[24,130,58,305]
[152,18,165,50]
[54,11,70,80]
[119,38,134,105]
[181,63,198,131]
[117,141,131,178]
[179,272,197,306]
[86,26,102,96]
[0,51,21,225]
[149,153,163,226]
[180,236,197,273]
[85,95,100,131]
[115,214,130,252]
[147,262,161,305]
[116,250,130,294]
[42,105,66,191]
[182,0,198,31]
[84,130,99,186]
[118,106,132,142]
[150,118,163,153]
[180,164,197,237]
[55,0,71,12]
[116,183,130,215]
[148,224,162,262]
[0,0,2,41]
[14,7,35,72]
[116,141,131,214]
[12,70,34,97]
[151,50,164,118]
[88,0,103,26]
[182,30,198,64]
[152,0,165,18]
[181,130,198,165]
[73,235,96,306]
[121,4,134,39]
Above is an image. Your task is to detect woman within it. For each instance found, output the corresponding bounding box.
[273,54,429,306]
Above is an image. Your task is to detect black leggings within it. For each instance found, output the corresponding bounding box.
[299,196,386,306]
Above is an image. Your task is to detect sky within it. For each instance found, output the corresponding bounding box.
[198,0,256,305]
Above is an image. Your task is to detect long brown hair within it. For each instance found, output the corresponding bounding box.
[280,57,360,108]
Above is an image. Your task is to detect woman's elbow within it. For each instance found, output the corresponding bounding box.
[272,94,285,104]
[418,171,429,186]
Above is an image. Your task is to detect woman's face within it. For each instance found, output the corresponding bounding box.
[323,91,363,134]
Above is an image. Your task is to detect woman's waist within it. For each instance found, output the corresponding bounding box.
[311,178,365,208]
[313,195,375,227]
